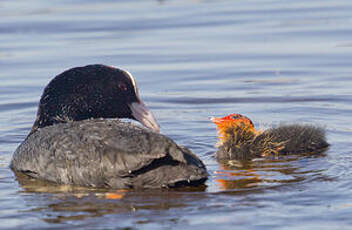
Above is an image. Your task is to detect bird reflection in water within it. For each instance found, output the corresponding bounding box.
[213,155,326,191]
[14,171,129,200]
[14,171,206,224]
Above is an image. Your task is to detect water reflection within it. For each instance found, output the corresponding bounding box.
[14,172,207,223]
[214,154,328,191]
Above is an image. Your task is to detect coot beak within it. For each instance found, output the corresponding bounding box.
[129,102,160,133]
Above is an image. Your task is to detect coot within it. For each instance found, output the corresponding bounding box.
[211,113,329,161]
[11,64,208,189]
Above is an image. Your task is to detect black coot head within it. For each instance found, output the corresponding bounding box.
[31,64,159,133]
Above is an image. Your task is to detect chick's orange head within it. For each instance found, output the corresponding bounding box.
[211,113,255,133]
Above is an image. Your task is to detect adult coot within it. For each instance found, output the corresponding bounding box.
[11,64,208,189]
[211,113,329,161]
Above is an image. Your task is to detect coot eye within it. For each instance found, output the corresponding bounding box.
[118,82,128,91]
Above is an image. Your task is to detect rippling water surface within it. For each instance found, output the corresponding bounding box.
[1,0,352,229]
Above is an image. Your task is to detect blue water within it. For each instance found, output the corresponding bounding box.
[1,0,352,229]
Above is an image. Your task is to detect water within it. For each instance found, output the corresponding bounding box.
[1,0,352,229]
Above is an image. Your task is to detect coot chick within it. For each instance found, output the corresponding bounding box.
[11,64,208,189]
[211,113,329,161]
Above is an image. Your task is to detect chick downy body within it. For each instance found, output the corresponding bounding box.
[212,114,329,161]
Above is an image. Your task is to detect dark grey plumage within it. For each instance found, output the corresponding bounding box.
[11,119,207,189]
[260,124,329,154]
[11,64,208,189]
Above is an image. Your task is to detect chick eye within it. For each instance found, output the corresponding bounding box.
[231,114,241,119]
[118,82,128,91]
